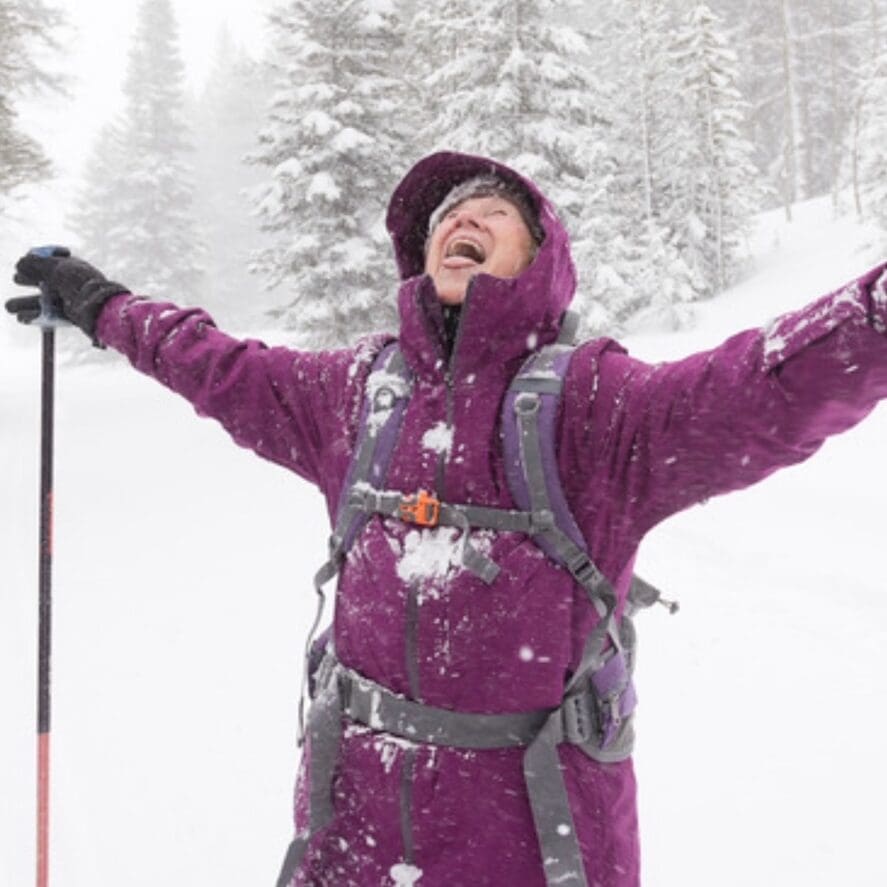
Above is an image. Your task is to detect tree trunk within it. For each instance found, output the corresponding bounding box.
[826,0,841,215]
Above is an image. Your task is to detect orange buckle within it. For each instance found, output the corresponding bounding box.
[399,490,441,527]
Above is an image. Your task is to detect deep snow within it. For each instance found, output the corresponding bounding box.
[1,198,886,886]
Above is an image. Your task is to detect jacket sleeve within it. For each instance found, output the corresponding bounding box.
[564,262,887,542]
[95,294,377,493]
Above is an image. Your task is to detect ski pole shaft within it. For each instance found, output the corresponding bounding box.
[7,246,72,887]
[36,281,56,887]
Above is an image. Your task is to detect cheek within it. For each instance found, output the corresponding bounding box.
[425,232,447,272]
[509,236,535,273]
[424,243,438,274]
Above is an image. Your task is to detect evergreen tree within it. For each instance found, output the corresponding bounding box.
[251,0,407,346]
[72,119,128,271]
[667,3,759,296]
[0,0,64,209]
[856,51,887,235]
[190,29,273,329]
[714,0,877,213]
[72,0,203,298]
[791,1,868,209]
[414,0,606,251]
[582,0,699,332]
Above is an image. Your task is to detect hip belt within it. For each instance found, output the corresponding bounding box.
[276,651,637,887]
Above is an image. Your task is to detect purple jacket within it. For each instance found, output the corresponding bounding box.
[96,152,887,886]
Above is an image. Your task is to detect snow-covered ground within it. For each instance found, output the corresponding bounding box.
[1,199,885,886]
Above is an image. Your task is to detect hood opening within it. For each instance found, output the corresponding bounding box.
[386,152,546,281]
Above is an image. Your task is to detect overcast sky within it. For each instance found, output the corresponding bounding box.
[20,0,275,186]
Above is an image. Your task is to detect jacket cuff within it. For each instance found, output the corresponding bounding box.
[93,291,138,348]
[761,261,887,371]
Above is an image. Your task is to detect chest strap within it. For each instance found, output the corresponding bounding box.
[278,652,636,887]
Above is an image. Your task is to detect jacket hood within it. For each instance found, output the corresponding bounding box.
[386,151,578,378]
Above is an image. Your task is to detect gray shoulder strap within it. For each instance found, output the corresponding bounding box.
[297,342,412,744]
[557,309,580,345]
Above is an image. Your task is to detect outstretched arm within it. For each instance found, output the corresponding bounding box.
[563,262,887,543]
[95,294,380,492]
[9,247,384,498]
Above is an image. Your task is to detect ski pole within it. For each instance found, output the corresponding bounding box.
[36,276,57,887]
[6,246,71,887]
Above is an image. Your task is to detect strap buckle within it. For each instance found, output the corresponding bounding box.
[399,489,441,527]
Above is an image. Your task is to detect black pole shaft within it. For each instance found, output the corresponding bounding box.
[36,322,54,887]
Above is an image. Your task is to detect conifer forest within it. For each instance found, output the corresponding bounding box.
[1,0,885,345]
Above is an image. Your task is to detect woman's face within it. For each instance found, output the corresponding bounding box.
[424,194,537,306]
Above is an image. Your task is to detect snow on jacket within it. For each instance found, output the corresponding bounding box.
[96,151,887,886]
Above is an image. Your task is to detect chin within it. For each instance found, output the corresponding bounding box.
[432,277,469,305]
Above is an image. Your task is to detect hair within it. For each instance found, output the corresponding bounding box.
[426,175,545,249]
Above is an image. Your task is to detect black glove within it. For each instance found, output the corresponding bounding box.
[9,246,129,339]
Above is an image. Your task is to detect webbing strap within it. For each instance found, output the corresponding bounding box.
[342,667,550,747]
[276,675,343,887]
[296,344,411,745]
[349,487,559,535]
[278,658,609,887]
[332,346,410,552]
[523,711,586,886]
[296,555,342,744]
[513,386,614,619]
[347,488,547,585]
[275,837,306,887]
[557,309,580,346]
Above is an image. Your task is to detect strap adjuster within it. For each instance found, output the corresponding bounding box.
[562,692,594,744]
[399,489,441,527]
[567,552,600,587]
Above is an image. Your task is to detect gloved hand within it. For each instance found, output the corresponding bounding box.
[8,246,129,339]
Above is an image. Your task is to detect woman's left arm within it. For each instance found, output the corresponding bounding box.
[563,262,887,540]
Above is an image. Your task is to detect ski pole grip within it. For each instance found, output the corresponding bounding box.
[30,246,69,328]
[34,289,70,328]
[7,245,73,328]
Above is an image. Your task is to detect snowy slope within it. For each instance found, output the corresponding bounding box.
[1,199,885,886]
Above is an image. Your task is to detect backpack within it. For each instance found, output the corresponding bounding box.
[279,312,676,887]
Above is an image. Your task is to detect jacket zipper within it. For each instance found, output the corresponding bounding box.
[436,284,473,499]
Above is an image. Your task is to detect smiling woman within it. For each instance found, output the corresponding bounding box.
[6,150,887,887]
[423,176,543,306]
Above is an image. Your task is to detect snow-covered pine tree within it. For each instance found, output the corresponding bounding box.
[190,29,273,330]
[412,0,619,333]
[0,0,64,209]
[581,0,699,332]
[250,0,408,346]
[856,50,887,235]
[715,0,880,216]
[713,0,807,217]
[414,0,604,247]
[71,119,128,271]
[791,1,870,210]
[667,3,759,296]
[72,0,202,298]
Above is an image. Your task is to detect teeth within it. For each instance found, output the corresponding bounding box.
[446,239,485,262]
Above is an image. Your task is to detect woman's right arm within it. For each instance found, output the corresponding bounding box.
[96,294,380,491]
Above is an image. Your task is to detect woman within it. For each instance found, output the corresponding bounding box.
[11,151,887,886]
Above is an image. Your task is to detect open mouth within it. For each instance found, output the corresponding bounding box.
[444,238,486,265]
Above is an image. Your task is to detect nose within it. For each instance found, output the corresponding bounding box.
[449,208,481,229]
